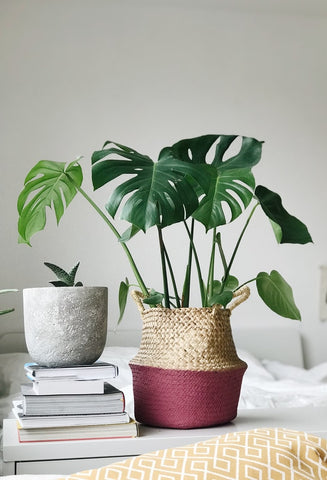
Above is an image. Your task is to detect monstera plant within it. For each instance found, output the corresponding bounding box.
[18,134,312,321]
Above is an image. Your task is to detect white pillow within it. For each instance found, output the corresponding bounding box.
[262,359,327,384]
[237,349,275,381]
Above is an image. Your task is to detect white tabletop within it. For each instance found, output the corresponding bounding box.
[3,406,327,463]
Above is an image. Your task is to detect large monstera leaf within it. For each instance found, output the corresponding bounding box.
[92,141,211,231]
[92,135,263,232]
[17,160,82,245]
[166,134,263,230]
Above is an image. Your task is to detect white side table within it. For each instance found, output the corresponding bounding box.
[3,406,327,475]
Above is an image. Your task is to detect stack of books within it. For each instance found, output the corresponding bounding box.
[12,361,138,443]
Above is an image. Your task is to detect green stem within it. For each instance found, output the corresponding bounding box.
[163,244,181,308]
[183,220,206,306]
[221,202,259,292]
[236,277,257,291]
[157,226,170,308]
[76,185,148,297]
[182,219,194,307]
[216,232,228,274]
[206,227,216,303]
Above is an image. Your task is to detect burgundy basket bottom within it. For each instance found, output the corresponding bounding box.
[130,363,247,429]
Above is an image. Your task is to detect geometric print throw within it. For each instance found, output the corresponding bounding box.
[57,428,327,480]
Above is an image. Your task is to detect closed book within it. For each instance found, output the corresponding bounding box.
[17,420,139,442]
[24,361,119,380]
[12,402,130,429]
[20,383,125,415]
[30,378,105,395]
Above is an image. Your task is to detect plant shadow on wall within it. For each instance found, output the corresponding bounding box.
[17,134,313,428]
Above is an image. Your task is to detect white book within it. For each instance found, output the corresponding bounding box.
[24,361,119,380]
[29,378,105,395]
[17,420,139,442]
[12,401,130,429]
[20,383,125,416]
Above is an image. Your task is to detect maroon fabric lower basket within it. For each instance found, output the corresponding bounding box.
[130,364,247,429]
[130,287,250,429]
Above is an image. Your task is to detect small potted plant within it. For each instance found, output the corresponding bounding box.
[23,262,108,367]
[17,134,312,427]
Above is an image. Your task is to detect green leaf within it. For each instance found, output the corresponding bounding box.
[0,289,17,315]
[223,275,239,291]
[208,277,238,307]
[44,262,73,286]
[208,290,233,307]
[69,262,81,284]
[50,280,70,287]
[168,135,263,230]
[143,290,164,306]
[255,185,312,244]
[92,141,209,232]
[118,279,129,324]
[17,160,83,245]
[256,270,301,320]
[0,308,15,315]
[91,135,262,232]
[119,225,141,243]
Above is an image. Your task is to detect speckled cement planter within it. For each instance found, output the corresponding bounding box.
[23,286,108,367]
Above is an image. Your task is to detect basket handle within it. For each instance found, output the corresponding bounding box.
[131,285,250,313]
[131,290,146,313]
[227,285,250,311]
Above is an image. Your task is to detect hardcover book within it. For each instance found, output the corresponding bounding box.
[29,378,105,395]
[12,401,130,429]
[24,361,119,380]
[17,420,139,442]
[20,383,125,415]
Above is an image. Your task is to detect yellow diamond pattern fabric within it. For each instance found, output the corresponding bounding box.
[57,428,327,480]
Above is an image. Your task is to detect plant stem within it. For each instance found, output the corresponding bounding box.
[183,220,206,306]
[206,228,216,303]
[236,277,257,291]
[76,185,148,297]
[163,244,181,308]
[216,232,228,274]
[221,202,259,292]
[157,226,170,308]
[182,219,194,307]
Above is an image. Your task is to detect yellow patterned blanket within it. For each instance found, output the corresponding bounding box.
[58,428,327,480]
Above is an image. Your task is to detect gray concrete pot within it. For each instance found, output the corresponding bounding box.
[23,286,108,367]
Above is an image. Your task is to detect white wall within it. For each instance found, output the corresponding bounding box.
[1,0,326,367]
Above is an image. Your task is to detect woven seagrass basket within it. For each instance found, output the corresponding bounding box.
[130,286,250,429]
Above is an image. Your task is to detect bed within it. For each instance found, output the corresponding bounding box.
[1,326,327,479]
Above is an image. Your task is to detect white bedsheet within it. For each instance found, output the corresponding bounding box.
[238,349,327,409]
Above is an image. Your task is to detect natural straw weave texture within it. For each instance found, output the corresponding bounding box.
[130,287,250,428]
[130,287,250,371]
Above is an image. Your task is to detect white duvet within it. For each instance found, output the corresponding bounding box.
[2,347,327,479]
[238,349,327,409]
